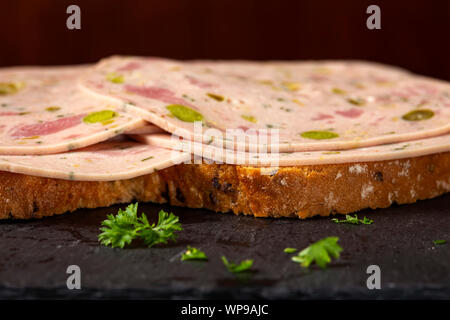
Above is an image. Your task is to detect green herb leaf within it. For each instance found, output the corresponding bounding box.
[221,256,253,273]
[181,246,208,261]
[166,104,204,122]
[393,144,410,151]
[139,210,183,247]
[332,88,347,95]
[300,130,339,140]
[45,106,61,112]
[362,216,374,224]
[98,203,140,248]
[347,97,365,106]
[284,247,297,253]
[206,93,225,102]
[292,237,342,269]
[331,214,374,225]
[433,240,446,245]
[98,203,182,248]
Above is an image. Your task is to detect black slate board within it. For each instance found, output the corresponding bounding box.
[0,194,449,299]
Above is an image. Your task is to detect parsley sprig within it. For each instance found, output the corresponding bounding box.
[292,237,342,269]
[98,203,182,248]
[331,214,373,225]
[181,246,208,261]
[221,256,253,273]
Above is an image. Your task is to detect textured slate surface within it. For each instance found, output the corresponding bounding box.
[0,194,449,299]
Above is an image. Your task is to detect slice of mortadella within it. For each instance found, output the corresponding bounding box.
[0,65,147,155]
[128,125,450,166]
[0,136,191,181]
[80,56,450,153]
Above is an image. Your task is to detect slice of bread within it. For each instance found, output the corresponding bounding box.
[1,152,449,219]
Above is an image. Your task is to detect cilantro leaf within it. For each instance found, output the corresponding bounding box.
[98,203,182,248]
[181,246,208,261]
[331,214,373,225]
[284,247,297,253]
[221,256,253,273]
[292,237,342,269]
[433,240,446,245]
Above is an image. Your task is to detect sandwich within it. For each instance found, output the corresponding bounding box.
[0,57,449,219]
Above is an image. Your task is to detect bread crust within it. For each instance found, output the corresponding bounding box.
[1,152,449,219]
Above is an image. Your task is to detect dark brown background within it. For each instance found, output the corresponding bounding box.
[0,0,449,80]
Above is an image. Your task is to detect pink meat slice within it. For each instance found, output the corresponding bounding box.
[0,136,190,181]
[80,56,450,152]
[0,65,147,155]
[128,125,450,166]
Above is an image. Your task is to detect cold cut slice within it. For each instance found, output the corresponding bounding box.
[0,65,146,155]
[129,128,450,166]
[0,136,190,181]
[80,56,450,152]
